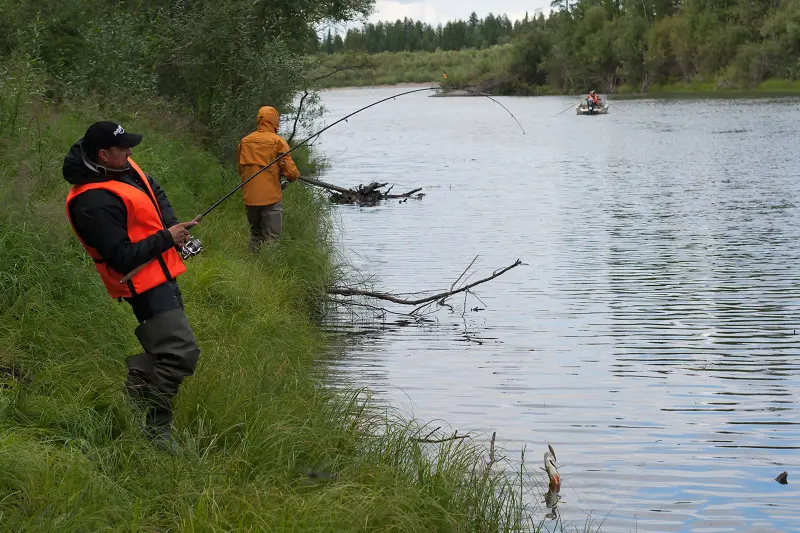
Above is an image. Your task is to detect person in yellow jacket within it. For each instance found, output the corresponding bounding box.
[238,106,301,251]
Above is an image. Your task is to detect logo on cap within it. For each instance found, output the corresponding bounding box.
[113,125,125,136]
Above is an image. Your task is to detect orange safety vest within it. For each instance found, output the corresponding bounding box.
[65,159,186,298]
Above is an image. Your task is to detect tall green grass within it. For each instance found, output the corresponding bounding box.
[0,65,539,531]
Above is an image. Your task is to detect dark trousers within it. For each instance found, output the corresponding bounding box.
[125,279,184,323]
[246,202,282,252]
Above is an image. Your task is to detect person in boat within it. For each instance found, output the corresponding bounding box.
[586,90,601,108]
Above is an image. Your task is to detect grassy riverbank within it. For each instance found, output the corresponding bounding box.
[0,68,536,530]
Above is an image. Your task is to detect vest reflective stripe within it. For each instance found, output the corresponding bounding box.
[65,159,185,299]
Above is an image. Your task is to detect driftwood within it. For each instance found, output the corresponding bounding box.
[300,176,424,206]
[329,259,522,309]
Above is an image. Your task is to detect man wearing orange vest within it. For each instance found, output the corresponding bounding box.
[63,121,201,454]
[238,106,301,252]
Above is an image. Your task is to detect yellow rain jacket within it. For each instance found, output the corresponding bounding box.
[238,106,300,206]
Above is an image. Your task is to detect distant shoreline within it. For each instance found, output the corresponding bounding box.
[323,82,438,91]
[323,81,800,99]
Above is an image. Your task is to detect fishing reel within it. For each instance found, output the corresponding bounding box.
[181,236,203,260]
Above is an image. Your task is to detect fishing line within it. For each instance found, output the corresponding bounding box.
[198,86,525,221]
[556,102,577,116]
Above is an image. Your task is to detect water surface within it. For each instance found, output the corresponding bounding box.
[314,88,800,532]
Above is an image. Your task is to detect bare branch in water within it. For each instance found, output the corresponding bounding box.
[329,259,523,306]
[451,255,479,293]
[301,176,423,206]
[328,297,414,318]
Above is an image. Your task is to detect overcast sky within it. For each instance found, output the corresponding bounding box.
[366,0,554,25]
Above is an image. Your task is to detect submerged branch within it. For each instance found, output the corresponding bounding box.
[329,259,523,306]
[301,176,424,206]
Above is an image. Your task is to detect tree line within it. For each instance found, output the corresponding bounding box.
[508,0,800,93]
[316,0,800,93]
[318,12,520,53]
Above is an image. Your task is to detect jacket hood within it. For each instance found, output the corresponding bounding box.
[256,106,279,133]
[63,139,130,185]
[63,139,104,185]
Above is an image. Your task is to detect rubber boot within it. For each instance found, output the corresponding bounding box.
[124,352,154,435]
[134,309,200,455]
[125,352,179,453]
[124,352,154,404]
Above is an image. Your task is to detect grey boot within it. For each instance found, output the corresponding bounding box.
[133,309,200,453]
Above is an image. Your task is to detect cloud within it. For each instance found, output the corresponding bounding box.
[368,1,443,24]
[369,0,552,25]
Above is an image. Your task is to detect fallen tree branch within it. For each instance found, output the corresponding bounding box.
[328,297,417,318]
[301,176,424,206]
[300,176,352,195]
[419,426,441,441]
[385,187,422,199]
[451,255,479,293]
[329,259,523,306]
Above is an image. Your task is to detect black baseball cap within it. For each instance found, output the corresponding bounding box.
[82,121,143,159]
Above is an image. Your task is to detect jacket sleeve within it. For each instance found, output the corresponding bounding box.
[277,138,301,181]
[237,141,245,178]
[147,175,179,227]
[68,190,175,274]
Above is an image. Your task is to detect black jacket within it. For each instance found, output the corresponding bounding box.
[63,140,179,275]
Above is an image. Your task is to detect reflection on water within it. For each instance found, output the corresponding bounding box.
[544,483,561,521]
[313,88,800,532]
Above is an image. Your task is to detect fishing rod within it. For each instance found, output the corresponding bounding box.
[556,102,578,116]
[199,87,524,221]
[120,86,525,283]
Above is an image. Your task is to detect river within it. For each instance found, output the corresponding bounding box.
[313,87,800,533]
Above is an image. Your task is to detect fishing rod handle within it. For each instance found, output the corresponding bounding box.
[119,263,147,284]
